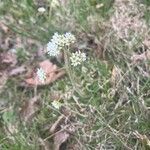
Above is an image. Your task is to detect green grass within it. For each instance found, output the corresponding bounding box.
[140,0,150,24]
[0,0,150,149]
[0,0,114,42]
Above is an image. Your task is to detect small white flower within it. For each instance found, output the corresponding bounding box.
[64,32,76,44]
[52,101,62,109]
[80,52,86,61]
[10,48,17,53]
[51,32,76,47]
[51,33,67,47]
[37,68,46,83]
[38,7,46,13]
[70,51,86,66]
[51,33,61,46]
[51,0,59,8]
[47,41,60,56]
[46,32,76,57]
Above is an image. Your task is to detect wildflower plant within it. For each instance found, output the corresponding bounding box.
[37,68,46,83]
[37,32,86,95]
[46,32,76,55]
[47,41,59,57]
[70,51,86,66]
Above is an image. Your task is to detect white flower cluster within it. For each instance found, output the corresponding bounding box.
[37,68,46,83]
[52,101,62,109]
[38,7,46,13]
[47,32,76,57]
[70,51,86,66]
[47,42,59,57]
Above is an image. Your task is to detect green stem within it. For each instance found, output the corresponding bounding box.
[63,49,85,97]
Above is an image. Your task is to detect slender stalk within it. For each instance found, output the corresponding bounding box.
[63,49,85,97]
